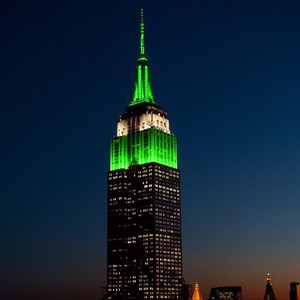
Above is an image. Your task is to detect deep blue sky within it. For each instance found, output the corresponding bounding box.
[1,1,300,300]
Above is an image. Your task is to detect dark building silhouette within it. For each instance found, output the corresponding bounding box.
[107,7,182,300]
[182,282,192,300]
[290,282,300,300]
[208,286,242,300]
[263,273,277,300]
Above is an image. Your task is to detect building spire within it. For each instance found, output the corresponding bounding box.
[140,6,145,56]
[263,273,277,300]
[129,5,156,107]
[192,281,203,300]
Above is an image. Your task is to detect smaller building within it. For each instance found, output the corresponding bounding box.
[208,286,242,300]
[290,282,300,300]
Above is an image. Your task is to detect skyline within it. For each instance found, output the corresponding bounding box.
[1,1,300,300]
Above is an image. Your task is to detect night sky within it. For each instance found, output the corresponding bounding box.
[1,1,300,300]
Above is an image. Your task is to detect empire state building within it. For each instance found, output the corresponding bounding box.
[107,8,182,300]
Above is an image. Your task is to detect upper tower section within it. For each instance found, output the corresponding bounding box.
[116,6,170,138]
[109,6,177,171]
[129,7,156,107]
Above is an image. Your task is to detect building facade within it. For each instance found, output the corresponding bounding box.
[208,286,242,300]
[107,8,182,300]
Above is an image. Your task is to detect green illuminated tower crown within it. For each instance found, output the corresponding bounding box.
[110,8,177,171]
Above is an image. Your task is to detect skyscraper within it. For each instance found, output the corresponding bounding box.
[107,8,182,300]
[263,273,277,300]
[208,286,242,300]
[290,282,300,300]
